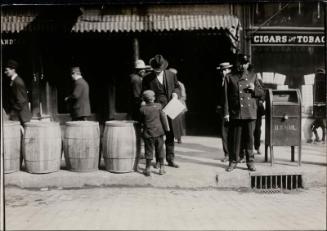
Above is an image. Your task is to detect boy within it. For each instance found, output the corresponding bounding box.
[139,90,170,176]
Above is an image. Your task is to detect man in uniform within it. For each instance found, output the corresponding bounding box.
[223,54,265,172]
[142,54,181,168]
[65,66,91,121]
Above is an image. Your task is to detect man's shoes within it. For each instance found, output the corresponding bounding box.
[177,138,182,144]
[226,162,237,172]
[159,165,166,175]
[221,156,229,162]
[153,162,160,169]
[167,161,179,168]
[143,167,151,176]
[247,163,256,172]
[238,158,245,163]
[255,149,261,155]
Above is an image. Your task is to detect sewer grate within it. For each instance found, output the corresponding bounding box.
[251,174,303,193]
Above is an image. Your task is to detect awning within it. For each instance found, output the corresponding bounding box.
[71,14,240,33]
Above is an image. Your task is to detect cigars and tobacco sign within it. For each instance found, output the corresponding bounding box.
[251,33,325,46]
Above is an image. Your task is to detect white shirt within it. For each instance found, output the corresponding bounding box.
[156,71,164,85]
[11,74,18,81]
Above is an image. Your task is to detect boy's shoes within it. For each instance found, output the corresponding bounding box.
[167,161,179,168]
[226,162,237,172]
[238,158,246,163]
[153,162,160,169]
[247,163,256,171]
[143,167,151,177]
[177,138,182,144]
[221,156,229,162]
[159,165,166,175]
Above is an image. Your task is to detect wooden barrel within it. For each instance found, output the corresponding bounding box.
[64,121,100,172]
[3,121,21,173]
[102,120,137,173]
[23,122,62,174]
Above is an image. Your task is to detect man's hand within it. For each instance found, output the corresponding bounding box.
[172,93,178,99]
[224,115,230,122]
[64,96,69,101]
[247,83,255,91]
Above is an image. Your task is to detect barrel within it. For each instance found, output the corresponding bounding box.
[23,122,62,174]
[102,120,137,173]
[3,121,21,173]
[64,121,100,172]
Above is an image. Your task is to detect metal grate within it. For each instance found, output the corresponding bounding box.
[251,174,303,193]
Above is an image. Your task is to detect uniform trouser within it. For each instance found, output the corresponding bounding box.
[254,115,262,150]
[229,119,255,163]
[221,118,229,157]
[144,136,164,161]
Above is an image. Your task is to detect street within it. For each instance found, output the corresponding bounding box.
[4,186,326,230]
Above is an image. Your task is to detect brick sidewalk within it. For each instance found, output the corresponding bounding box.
[4,136,326,189]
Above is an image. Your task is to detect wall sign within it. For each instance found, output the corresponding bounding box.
[251,33,325,46]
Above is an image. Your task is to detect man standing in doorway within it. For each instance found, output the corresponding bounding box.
[216,62,233,162]
[4,59,32,124]
[224,54,265,172]
[65,66,91,121]
[142,54,181,168]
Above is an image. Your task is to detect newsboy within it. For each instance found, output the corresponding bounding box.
[224,54,265,172]
[142,54,181,168]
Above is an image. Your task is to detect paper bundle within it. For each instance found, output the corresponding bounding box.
[274,73,286,85]
[301,85,313,106]
[277,85,288,90]
[162,97,187,120]
[262,72,274,84]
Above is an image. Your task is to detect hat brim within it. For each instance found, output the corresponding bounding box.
[217,64,233,70]
[135,65,151,69]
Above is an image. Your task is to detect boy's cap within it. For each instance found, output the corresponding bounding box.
[142,90,155,102]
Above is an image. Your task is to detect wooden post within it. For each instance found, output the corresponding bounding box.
[133,37,139,62]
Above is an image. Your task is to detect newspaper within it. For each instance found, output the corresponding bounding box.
[162,97,186,120]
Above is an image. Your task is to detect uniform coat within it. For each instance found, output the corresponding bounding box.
[142,69,181,162]
[68,78,91,119]
[8,76,32,123]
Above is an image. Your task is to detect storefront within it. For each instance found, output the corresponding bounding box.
[244,2,325,140]
[1,4,243,135]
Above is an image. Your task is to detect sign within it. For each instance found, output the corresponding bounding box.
[251,33,325,46]
[1,39,15,46]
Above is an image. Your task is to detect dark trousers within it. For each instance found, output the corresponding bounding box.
[254,115,262,150]
[144,135,164,161]
[165,129,175,163]
[221,118,229,156]
[229,119,255,163]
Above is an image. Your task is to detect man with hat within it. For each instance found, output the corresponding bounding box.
[216,62,233,162]
[223,54,265,172]
[129,59,150,121]
[4,59,32,124]
[142,54,181,168]
[65,66,91,121]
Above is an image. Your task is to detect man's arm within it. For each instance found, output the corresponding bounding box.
[223,75,230,122]
[12,80,28,111]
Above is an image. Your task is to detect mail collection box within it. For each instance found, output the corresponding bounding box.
[265,89,302,166]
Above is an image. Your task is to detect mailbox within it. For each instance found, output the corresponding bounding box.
[265,89,302,166]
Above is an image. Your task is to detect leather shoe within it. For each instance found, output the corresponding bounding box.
[238,158,245,163]
[255,149,261,155]
[143,167,151,176]
[247,163,256,171]
[153,162,160,169]
[168,162,179,168]
[226,162,237,172]
[159,165,166,175]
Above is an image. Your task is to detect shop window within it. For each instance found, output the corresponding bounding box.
[252,3,323,27]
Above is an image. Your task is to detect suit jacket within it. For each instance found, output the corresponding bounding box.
[142,70,181,135]
[224,70,265,120]
[9,76,32,123]
[139,102,169,138]
[68,78,91,118]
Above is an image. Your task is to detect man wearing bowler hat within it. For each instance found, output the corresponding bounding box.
[216,62,233,162]
[142,54,181,168]
[4,59,32,124]
[224,54,264,172]
[65,66,91,121]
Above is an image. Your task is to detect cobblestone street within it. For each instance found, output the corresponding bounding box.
[4,186,326,230]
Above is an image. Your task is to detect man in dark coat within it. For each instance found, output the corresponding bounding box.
[4,59,32,124]
[65,66,91,121]
[224,54,265,172]
[142,54,181,168]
